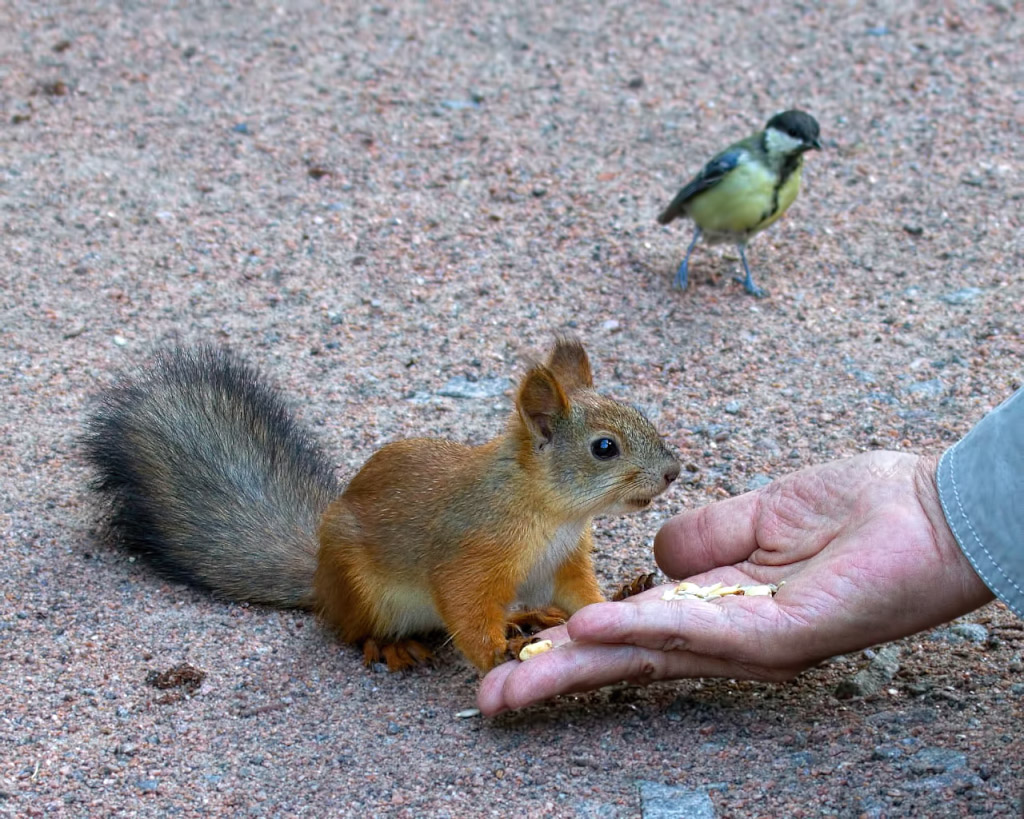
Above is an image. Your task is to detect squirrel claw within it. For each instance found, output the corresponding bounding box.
[611,572,659,601]
[505,606,569,638]
[362,638,434,672]
[504,635,542,662]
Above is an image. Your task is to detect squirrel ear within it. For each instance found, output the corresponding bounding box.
[517,365,570,446]
[545,336,593,391]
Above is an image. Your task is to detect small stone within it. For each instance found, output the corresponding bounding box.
[908,747,967,776]
[436,376,509,400]
[939,287,983,305]
[939,623,989,644]
[439,99,479,111]
[903,378,944,398]
[745,474,773,492]
[835,645,901,699]
[638,781,716,819]
[872,744,904,761]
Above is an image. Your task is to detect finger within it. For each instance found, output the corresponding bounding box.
[566,597,802,667]
[654,491,760,578]
[477,640,804,715]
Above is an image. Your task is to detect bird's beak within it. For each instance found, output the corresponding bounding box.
[809,138,822,150]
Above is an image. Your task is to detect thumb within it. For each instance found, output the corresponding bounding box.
[654,491,760,578]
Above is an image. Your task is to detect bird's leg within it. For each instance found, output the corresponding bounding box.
[734,244,765,297]
[674,227,702,290]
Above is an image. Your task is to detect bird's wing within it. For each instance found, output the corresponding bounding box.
[657,148,745,225]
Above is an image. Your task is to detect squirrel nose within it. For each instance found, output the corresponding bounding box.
[664,463,681,485]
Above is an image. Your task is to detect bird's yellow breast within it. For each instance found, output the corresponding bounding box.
[687,157,803,241]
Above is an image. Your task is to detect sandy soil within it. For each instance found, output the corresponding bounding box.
[2,1,1022,816]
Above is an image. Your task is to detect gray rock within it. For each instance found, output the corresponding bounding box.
[439,99,480,110]
[871,744,904,761]
[851,369,877,384]
[834,645,901,698]
[949,623,989,643]
[933,623,989,644]
[905,770,985,793]
[902,378,944,398]
[908,746,967,775]
[745,474,773,492]
[436,376,510,399]
[638,781,717,819]
[940,287,983,305]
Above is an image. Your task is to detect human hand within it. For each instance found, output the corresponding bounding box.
[478,452,993,715]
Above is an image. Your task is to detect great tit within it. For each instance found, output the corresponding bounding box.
[657,110,821,296]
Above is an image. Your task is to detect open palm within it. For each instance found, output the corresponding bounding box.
[478,452,993,715]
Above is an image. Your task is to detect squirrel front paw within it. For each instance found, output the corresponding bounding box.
[611,572,659,601]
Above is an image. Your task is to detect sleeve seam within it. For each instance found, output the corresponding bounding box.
[940,444,1024,607]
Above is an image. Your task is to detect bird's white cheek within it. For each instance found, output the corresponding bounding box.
[764,127,805,155]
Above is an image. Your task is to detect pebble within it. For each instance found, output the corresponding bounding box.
[908,747,967,776]
[835,645,901,699]
[871,744,904,761]
[436,376,510,399]
[438,99,479,111]
[637,781,716,819]
[902,378,944,398]
[933,623,989,644]
[745,474,773,492]
[940,287,983,305]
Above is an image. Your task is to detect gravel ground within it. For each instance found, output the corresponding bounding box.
[2,1,1022,816]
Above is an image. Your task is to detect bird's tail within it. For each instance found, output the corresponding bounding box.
[656,192,687,225]
[82,346,340,609]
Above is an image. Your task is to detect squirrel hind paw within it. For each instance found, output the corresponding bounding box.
[505,606,569,638]
[362,638,434,672]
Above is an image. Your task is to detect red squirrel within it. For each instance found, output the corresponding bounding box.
[84,337,680,671]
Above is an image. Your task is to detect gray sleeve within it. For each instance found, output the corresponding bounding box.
[936,388,1024,618]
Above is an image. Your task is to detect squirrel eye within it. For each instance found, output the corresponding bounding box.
[590,437,620,460]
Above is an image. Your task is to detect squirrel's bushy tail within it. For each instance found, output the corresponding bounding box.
[82,347,340,609]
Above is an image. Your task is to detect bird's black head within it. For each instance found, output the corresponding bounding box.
[765,110,822,151]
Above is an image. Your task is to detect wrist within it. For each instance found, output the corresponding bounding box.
[914,453,994,610]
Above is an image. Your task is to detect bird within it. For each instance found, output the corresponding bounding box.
[657,109,821,297]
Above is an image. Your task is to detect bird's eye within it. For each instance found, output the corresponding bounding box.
[590,437,620,460]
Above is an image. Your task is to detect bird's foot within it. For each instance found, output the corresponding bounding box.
[673,261,689,290]
[733,273,766,298]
